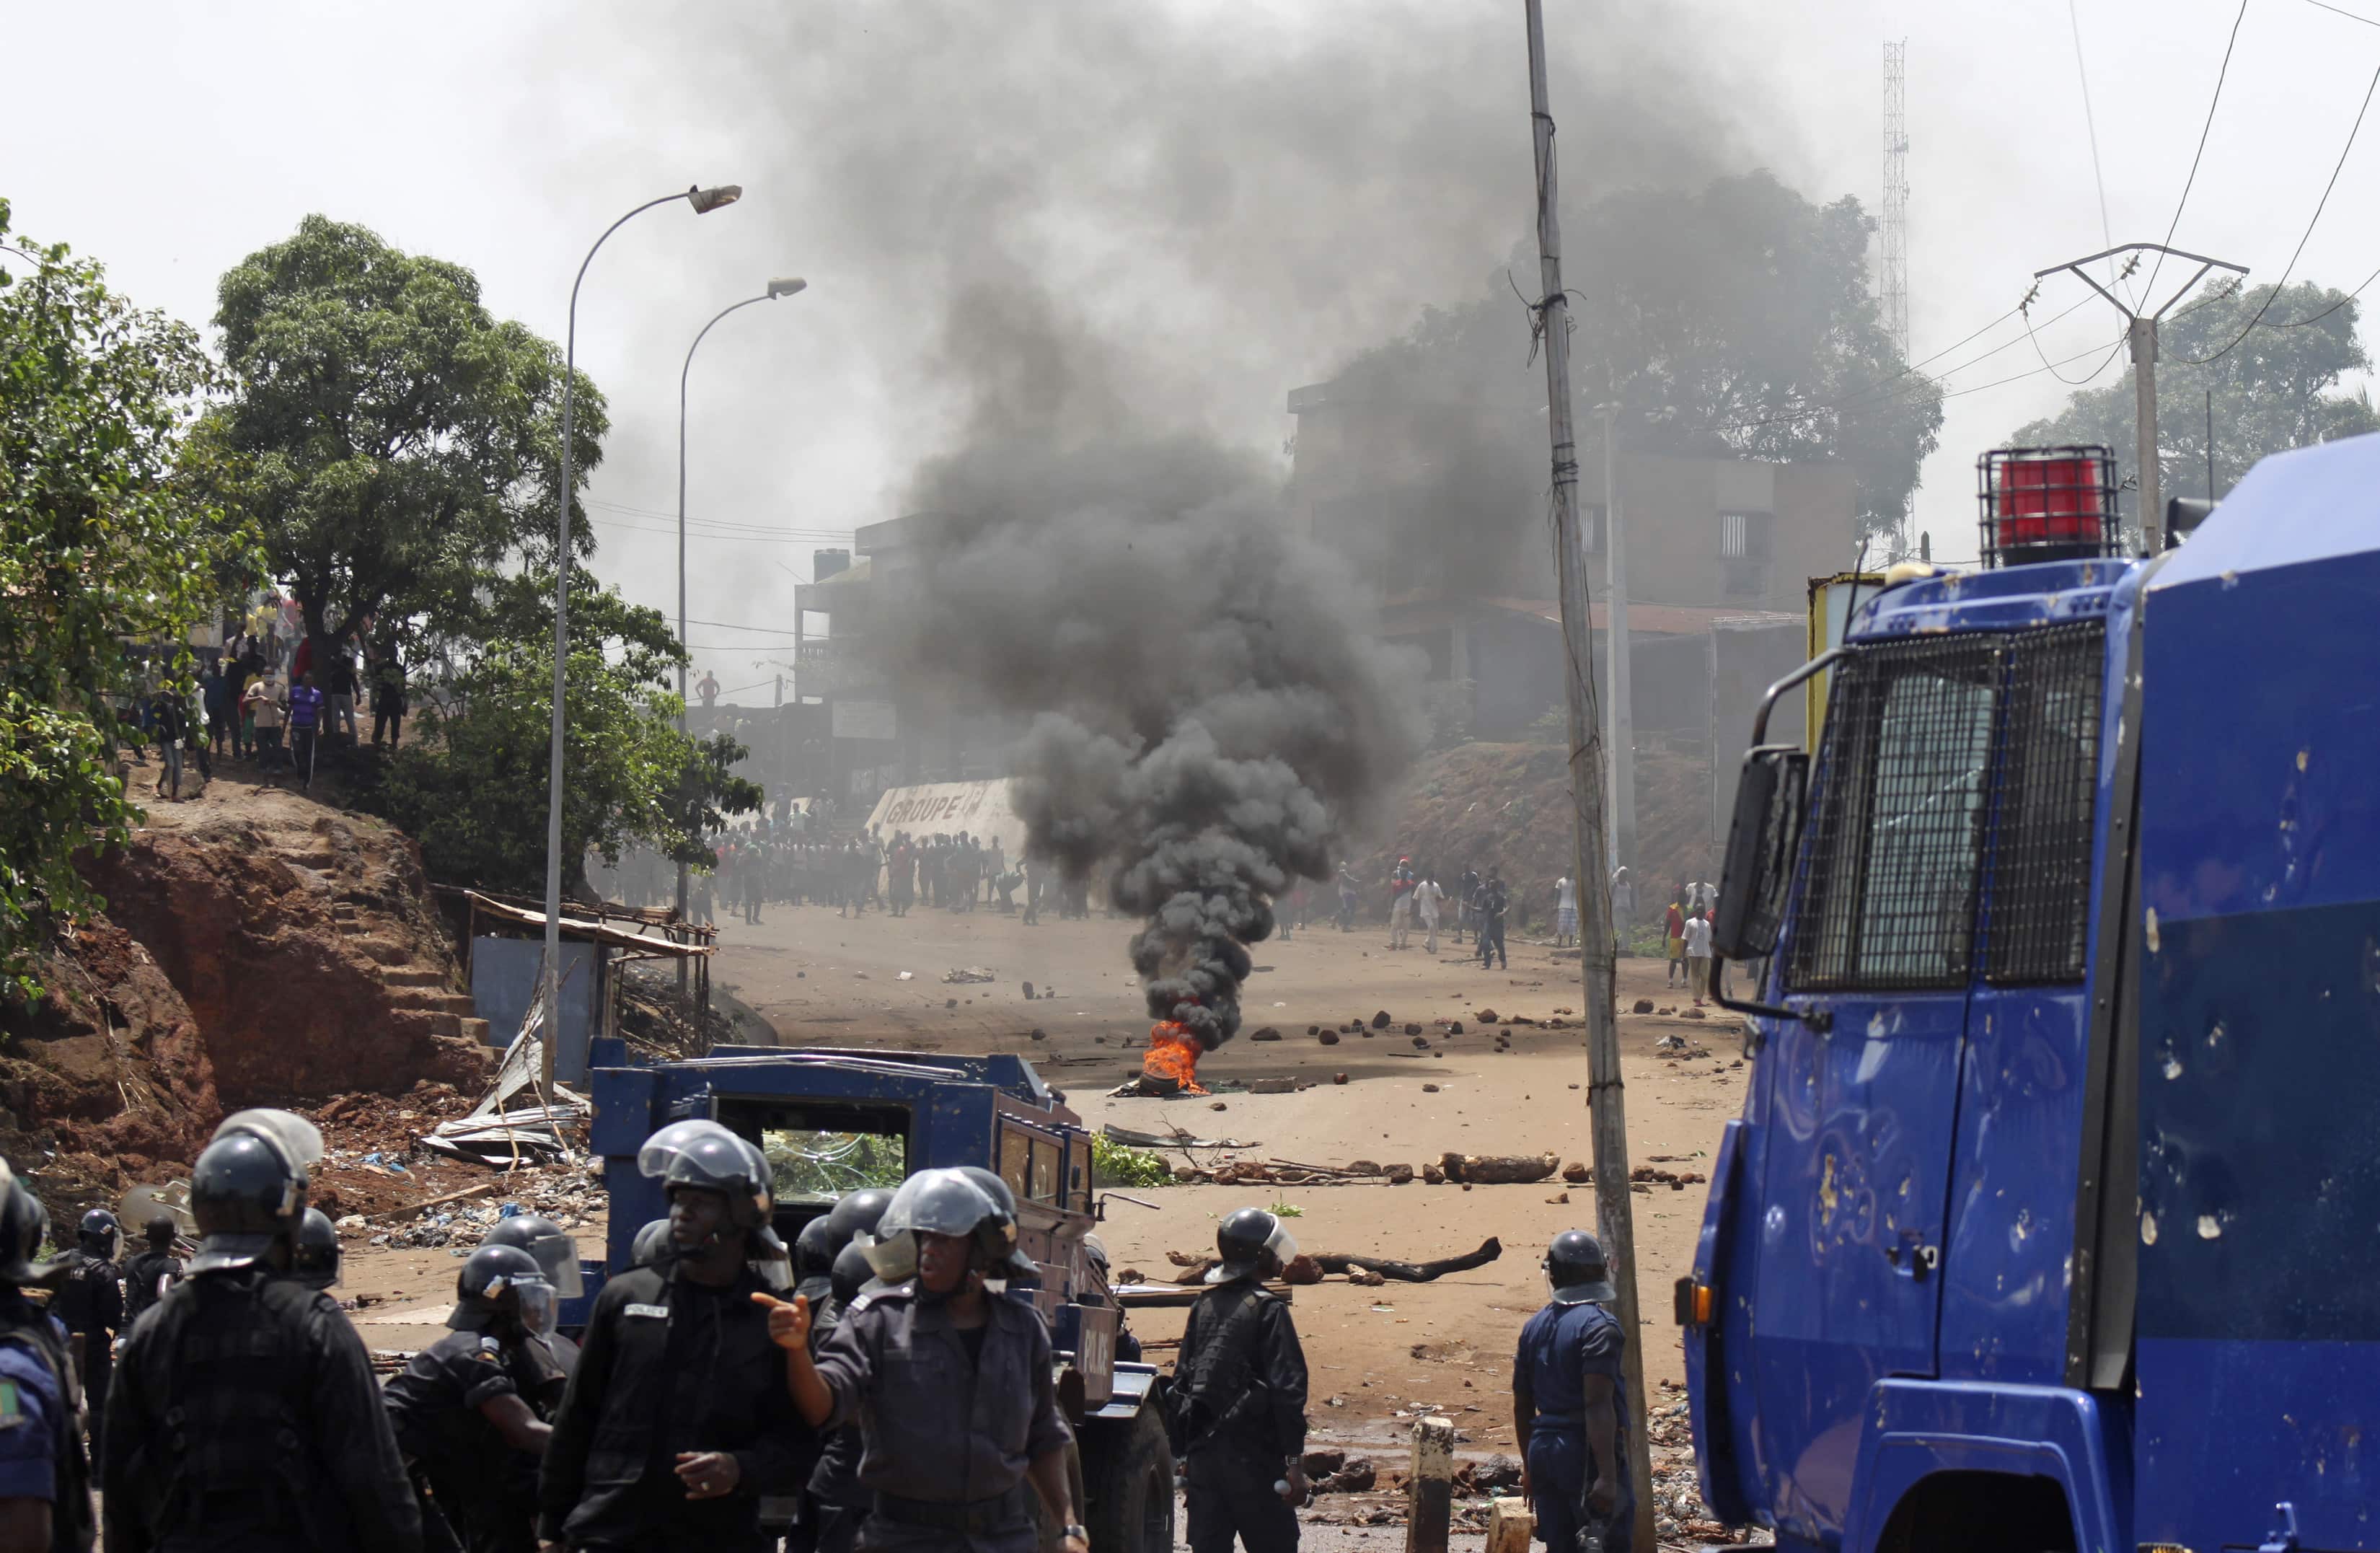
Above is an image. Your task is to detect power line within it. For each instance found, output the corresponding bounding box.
[2183,58,2380,363]
[2066,0,2132,307]
[2143,0,2253,302]
[2265,259,2380,326]
[682,616,801,635]
[2303,0,2380,27]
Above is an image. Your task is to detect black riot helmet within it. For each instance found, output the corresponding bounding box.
[78,1208,120,1260]
[638,1120,774,1232]
[1544,1230,1616,1306]
[822,1187,894,1249]
[0,1164,55,1287]
[449,1243,552,1334]
[292,1208,340,1291]
[630,1218,675,1268]
[830,1239,876,1306]
[953,1165,1038,1281]
[863,1169,1010,1283]
[1212,1206,1298,1285]
[143,1215,177,1251]
[795,1216,837,1280]
[481,1213,586,1299]
[189,1109,322,1275]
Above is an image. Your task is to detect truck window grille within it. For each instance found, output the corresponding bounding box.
[1983,620,2105,983]
[1786,635,2000,992]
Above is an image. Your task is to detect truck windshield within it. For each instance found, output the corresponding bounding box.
[717,1097,912,1202]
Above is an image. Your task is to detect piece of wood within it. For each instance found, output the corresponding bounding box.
[1160,1238,1502,1285]
[1404,1415,1456,1553]
[368,1181,495,1223]
[1486,1498,1535,1553]
[1440,1152,1560,1184]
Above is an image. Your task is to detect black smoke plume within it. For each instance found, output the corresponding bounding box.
[876,415,1424,1050]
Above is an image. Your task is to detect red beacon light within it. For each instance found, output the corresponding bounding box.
[1976,445,2120,568]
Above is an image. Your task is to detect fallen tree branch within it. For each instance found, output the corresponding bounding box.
[1161,1238,1502,1285]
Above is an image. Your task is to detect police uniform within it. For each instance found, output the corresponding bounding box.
[803,1288,868,1553]
[119,1248,182,1331]
[0,1298,92,1552]
[1175,1280,1307,1553]
[48,1249,119,1451]
[807,1281,1072,1553]
[1512,1298,1632,1553]
[385,1329,564,1553]
[102,1264,422,1553]
[537,1262,810,1553]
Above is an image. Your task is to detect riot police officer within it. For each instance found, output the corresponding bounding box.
[387,1244,560,1553]
[767,1168,1088,1553]
[289,1206,342,1290]
[1173,1207,1310,1553]
[0,1161,93,1551]
[118,1218,182,1329]
[537,1121,809,1553]
[480,1215,584,1381]
[803,1241,883,1553]
[1511,1232,1631,1553]
[49,1210,119,1458]
[102,1108,421,1553]
[794,1218,838,1307]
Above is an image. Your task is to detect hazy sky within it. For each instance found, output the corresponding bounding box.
[9,0,2378,687]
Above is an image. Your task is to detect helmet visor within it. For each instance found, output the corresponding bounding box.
[214,1109,325,1174]
[514,1278,557,1332]
[878,1169,1002,1241]
[521,1230,585,1298]
[862,1228,920,1283]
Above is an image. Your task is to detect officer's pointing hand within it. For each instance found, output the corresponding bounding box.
[752,1290,810,1350]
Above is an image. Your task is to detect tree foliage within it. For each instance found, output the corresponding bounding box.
[196,215,605,659]
[0,200,258,998]
[2011,280,2379,519]
[1337,171,1942,540]
[365,573,761,899]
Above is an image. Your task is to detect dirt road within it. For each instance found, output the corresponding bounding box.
[708,894,1742,1441]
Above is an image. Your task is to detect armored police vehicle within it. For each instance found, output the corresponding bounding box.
[578,1037,1176,1553]
[1682,439,2380,1553]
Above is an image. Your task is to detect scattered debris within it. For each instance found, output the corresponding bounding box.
[1438,1152,1559,1184]
[1021,981,1035,1000]
[1561,1161,1590,1184]
[1318,1031,1341,1046]
[1332,1072,1348,1085]
[1371,1011,1393,1029]
[1632,998,1656,1014]
[1250,1027,1282,1042]
[943,967,997,984]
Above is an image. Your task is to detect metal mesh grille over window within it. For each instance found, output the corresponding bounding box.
[1984,621,2106,983]
[1787,635,2001,991]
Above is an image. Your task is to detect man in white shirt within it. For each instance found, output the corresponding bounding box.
[1554,875,1579,949]
[1414,877,1447,955]
[1682,910,1714,1006]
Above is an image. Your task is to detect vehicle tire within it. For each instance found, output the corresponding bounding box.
[1083,1404,1176,1553]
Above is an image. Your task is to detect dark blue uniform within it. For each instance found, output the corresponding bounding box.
[1511,1299,1631,1553]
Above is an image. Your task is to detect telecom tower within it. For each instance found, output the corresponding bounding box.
[1881,40,1912,556]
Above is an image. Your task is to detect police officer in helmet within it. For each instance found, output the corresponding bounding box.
[1512,1232,1631,1553]
[118,1217,182,1330]
[537,1120,809,1553]
[0,1161,94,1552]
[102,1108,421,1553]
[386,1244,560,1553]
[764,1167,1088,1553]
[1173,1207,1310,1553]
[479,1215,584,1381]
[799,1240,884,1553]
[49,1210,120,1463]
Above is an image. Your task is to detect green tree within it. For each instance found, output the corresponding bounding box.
[2011,280,2379,520]
[1337,171,1942,542]
[196,215,604,667]
[0,201,257,998]
[366,573,760,899]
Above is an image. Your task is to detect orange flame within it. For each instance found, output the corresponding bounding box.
[1140,1021,1208,1096]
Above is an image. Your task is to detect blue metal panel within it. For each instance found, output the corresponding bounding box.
[1840,1381,2127,1553]
[2135,453,2380,1550]
[1686,1119,1763,1528]
[1747,989,1966,1543]
[1936,987,2089,1383]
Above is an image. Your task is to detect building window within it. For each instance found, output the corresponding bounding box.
[1719,511,1773,561]
[1722,560,1770,598]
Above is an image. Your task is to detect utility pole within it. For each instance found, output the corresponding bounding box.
[1601,406,1634,880]
[2035,243,2244,553]
[1522,6,1654,1547]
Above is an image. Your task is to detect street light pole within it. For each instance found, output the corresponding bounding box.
[2034,242,2244,553]
[676,276,807,999]
[543,183,741,1095]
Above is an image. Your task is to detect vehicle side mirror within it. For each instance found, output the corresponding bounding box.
[1712,746,1807,960]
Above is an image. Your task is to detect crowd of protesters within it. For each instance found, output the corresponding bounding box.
[115,610,410,801]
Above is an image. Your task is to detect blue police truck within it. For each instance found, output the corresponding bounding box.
[1680,437,2380,1553]
[578,1038,1177,1553]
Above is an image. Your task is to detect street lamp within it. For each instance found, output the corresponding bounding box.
[542,184,741,1088]
[674,273,808,994]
